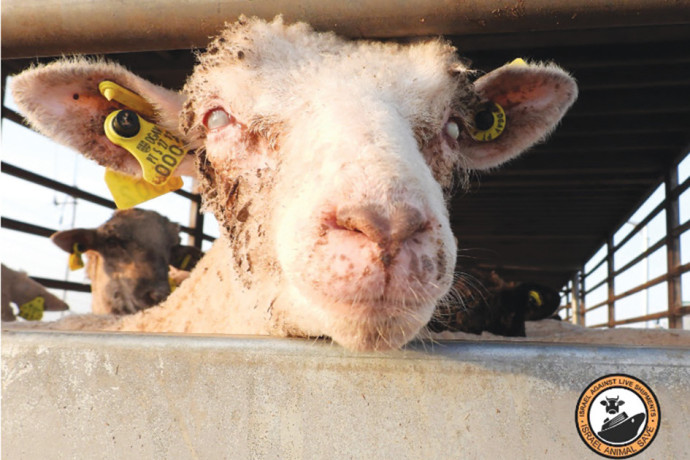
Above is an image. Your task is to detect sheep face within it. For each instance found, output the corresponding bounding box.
[179,19,575,350]
[182,22,480,350]
[51,209,182,314]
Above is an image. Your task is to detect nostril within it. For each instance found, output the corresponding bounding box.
[390,204,426,243]
[144,287,169,306]
[335,202,428,248]
[336,204,390,247]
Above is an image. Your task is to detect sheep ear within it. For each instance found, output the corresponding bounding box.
[461,60,578,170]
[170,245,204,271]
[51,228,98,253]
[11,58,194,177]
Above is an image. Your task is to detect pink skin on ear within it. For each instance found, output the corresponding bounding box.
[461,62,578,170]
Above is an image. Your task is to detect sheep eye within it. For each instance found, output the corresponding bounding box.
[444,119,461,140]
[204,108,232,130]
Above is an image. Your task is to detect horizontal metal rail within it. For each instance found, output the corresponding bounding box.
[585,262,690,313]
[588,305,690,328]
[1,217,55,238]
[2,161,117,209]
[4,0,690,58]
[2,162,213,241]
[2,108,202,204]
[583,174,690,279]
[30,277,91,293]
[584,237,666,296]
[583,221,690,298]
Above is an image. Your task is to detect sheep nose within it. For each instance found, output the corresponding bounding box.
[142,283,170,306]
[336,203,427,266]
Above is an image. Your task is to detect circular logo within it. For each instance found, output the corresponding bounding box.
[575,374,660,458]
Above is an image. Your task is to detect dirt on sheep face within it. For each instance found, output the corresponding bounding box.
[10,16,578,351]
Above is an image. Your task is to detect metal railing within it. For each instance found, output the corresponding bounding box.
[558,153,690,329]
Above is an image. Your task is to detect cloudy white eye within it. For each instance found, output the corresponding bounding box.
[444,120,461,140]
[204,108,232,130]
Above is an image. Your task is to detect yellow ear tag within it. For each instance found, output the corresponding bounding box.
[105,168,183,210]
[69,242,85,271]
[99,81,186,208]
[18,296,45,321]
[528,290,543,307]
[168,277,178,293]
[99,81,156,119]
[178,253,193,271]
[103,110,187,186]
[509,57,528,67]
[470,102,506,142]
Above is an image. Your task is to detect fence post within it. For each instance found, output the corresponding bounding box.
[665,166,682,328]
[607,237,616,328]
[572,271,585,326]
[187,178,205,250]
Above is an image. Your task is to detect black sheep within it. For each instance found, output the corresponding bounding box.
[428,271,562,337]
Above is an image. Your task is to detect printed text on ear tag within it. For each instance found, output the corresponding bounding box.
[105,168,183,210]
[69,242,85,271]
[18,296,45,321]
[104,110,188,186]
[470,102,506,142]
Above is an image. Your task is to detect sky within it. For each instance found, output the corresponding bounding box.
[2,78,689,328]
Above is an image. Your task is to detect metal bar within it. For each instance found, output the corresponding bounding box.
[1,162,117,210]
[611,201,664,253]
[583,252,607,278]
[2,107,25,127]
[584,276,607,295]
[30,277,91,293]
[606,174,690,256]
[173,188,201,203]
[192,205,206,249]
[579,171,690,277]
[585,262,690,312]
[588,310,673,328]
[2,162,215,241]
[475,263,577,273]
[2,112,202,204]
[674,219,690,237]
[572,271,584,326]
[610,237,666,282]
[4,0,690,58]
[606,238,615,328]
[1,217,55,238]
[665,167,682,328]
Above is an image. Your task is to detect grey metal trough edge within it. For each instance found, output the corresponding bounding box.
[3,330,689,459]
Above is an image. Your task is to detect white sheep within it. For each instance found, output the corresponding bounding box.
[11,16,577,351]
[50,208,203,315]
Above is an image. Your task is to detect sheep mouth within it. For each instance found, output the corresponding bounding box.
[302,289,438,351]
[322,302,435,351]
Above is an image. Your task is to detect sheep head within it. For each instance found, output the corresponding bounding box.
[11,17,577,350]
[51,209,198,315]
